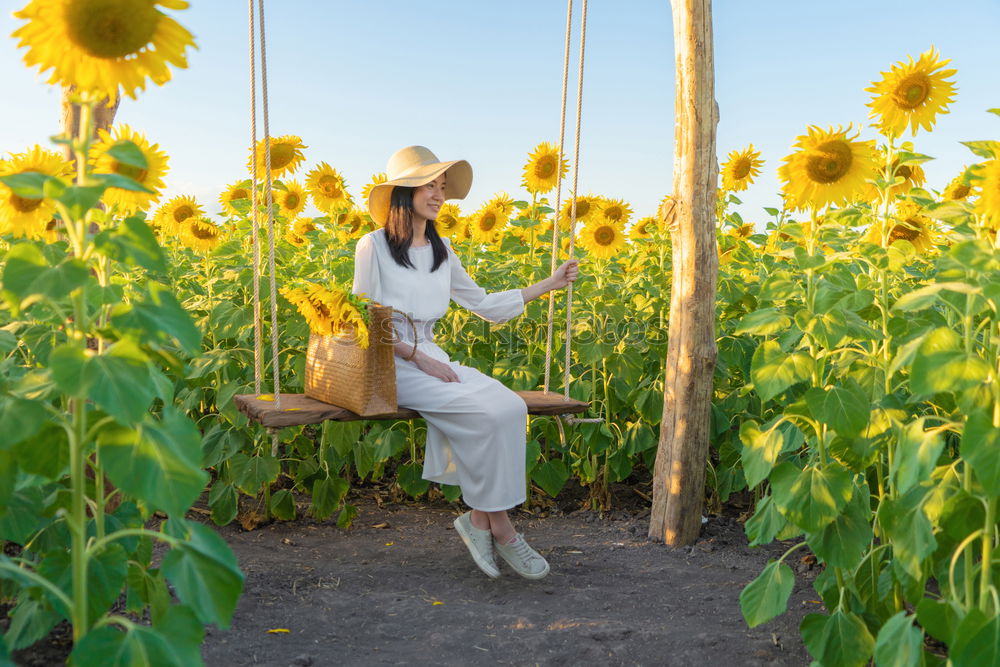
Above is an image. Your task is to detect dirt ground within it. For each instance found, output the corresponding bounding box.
[7,485,819,666]
[199,487,817,667]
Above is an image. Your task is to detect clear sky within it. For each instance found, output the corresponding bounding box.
[1,1,998,226]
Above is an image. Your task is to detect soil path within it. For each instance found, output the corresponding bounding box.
[202,495,817,666]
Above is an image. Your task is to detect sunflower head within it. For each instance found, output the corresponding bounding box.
[943,169,972,201]
[276,180,308,219]
[778,124,877,210]
[361,172,388,204]
[433,202,464,238]
[561,195,599,226]
[249,135,307,179]
[12,0,196,101]
[0,145,73,238]
[629,216,657,241]
[180,216,222,253]
[282,281,368,346]
[469,204,509,245]
[974,159,1000,230]
[721,145,764,192]
[489,192,515,216]
[306,162,352,213]
[578,220,627,260]
[861,201,936,254]
[220,180,252,217]
[292,217,317,236]
[600,198,633,226]
[156,194,203,237]
[89,124,168,213]
[865,47,957,137]
[522,142,568,195]
[335,209,371,243]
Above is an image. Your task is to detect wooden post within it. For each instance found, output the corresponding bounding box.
[648,0,719,546]
[60,87,120,160]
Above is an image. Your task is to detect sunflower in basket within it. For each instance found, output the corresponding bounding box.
[281,281,370,347]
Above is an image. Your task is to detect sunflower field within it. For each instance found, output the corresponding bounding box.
[0,0,999,664]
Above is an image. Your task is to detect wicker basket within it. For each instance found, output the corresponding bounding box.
[304,304,416,416]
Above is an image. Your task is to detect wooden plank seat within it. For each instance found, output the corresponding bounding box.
[234,391,590,429]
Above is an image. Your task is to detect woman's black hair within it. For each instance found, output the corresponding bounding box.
[383,185,448,271]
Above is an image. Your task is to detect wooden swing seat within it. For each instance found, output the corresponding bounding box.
[234,390,590,429]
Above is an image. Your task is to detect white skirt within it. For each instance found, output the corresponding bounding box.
[393,339,528,512]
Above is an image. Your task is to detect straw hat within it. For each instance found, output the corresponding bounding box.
[367,146,473,225]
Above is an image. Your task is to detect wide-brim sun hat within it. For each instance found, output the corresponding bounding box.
[367,145,473,225]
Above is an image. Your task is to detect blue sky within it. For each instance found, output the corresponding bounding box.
[1,1,998,226]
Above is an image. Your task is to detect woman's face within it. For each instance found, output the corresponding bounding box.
[412,175,446,223]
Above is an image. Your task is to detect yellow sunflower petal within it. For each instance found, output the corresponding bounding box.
[0,145,73,238]
[180,216,222,253]
[89,124,169,213]
[522,142,568,195]
[865,47,957,137]
[778,124,877,210]
[721,145,763,192]
[248,135,307,179]
[577,221,627,260]
[305,162,352,213]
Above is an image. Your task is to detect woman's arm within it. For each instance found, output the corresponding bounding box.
[521,259,579,304]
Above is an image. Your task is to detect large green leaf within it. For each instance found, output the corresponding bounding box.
[0,487,47,544]
[0,453,16,513]
[960,409,1000,495]
[70,624,196,667]
[807,484,872,570]
[2,243,89,304]
[797,308,848,349]
[83,340,156,424]
[739,420,784,488]
[951,609,1000,667]
[739,559,794,628]
[0,396,49,449]
[801,609,875,667]
[397,462,430,498]
[311,476,348,520]
[770,461,853,533]
[48,343,90,397]
[874,611,925,667]
[234,454,280,495]
[38,544,128,624]
[732,308,791,336]
[916,597,962,644]
[98,410,207,517]
[162,521,244,629]
[744,495,788,547]
[112,282,201,356]
[207,482,238,526]
[876,486,936,581]
[94,216,167,273]
[532,458,569,497]
[805,381,870,438]
[910,327,992,395]
[750,340,812,402]
[891,419,944,495]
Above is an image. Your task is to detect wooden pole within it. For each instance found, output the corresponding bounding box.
[60,87,120,161]
[648,0,719,546]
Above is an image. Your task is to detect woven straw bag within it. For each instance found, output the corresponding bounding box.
[304,304,416,416]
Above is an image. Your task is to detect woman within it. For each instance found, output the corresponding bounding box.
[352,146,579,580]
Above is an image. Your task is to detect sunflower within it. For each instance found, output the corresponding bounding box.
[600,197,633,227]
[974,159,1000,230]
[220,180,252,217]
[489,192,516,217]
[861,202,936,253]
[728,223,756,239]
[292,217,316,236]
[180,217,222,252]
[560,195,599,227]
[433,202,464,238]
[156,194,202,236]
[866,47,957,137]
[282,282,368,346]
[89,124,168,213]
[522,142,568,195]
[0,146,73,238]
[864,151,927,202]
[577,221,627,260]
[335,208,371,243]
[721,145,764,192]
[284,229,307,248]
[778,125,877,210]
[41,217,62,243]
[942,169,972,201]
[12,0,195,101]
[305,162,352,212]
[629,216,657,241]
[361,172,388,203]
[249,135,307,179]
[469,204,507,245]
[276,180,308,219]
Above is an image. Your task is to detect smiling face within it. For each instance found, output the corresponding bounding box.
[411,174,446,223]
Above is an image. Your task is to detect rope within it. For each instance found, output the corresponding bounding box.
[256,0,283,457]
[248,0,262,394]
[563,0,587,400]
[543,0,574,394]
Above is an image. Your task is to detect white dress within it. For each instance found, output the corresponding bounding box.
[352,228,529,511]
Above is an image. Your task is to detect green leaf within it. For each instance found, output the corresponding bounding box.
[916,597,962,644]
[92,172,155,193]
[337,502,358,529]
[876,486,936,581]
[960,409,1000,495]
[39,544,128,624]
[311,476,348,520]
[801,609,875,667]
[94,217,167,272]
[2,243,89,303]
[235,455,279,495]
[12,423,68,479]
[739,559,794,628]
[84,341,156,424]
[951,609,1000,667]
[744,495,787,547]
[208,482,238,526]
[532,458,569,497]
[891,419,944,495]
[48,343,91,397]
[910,327,992,395]
[807,485,872,570]
[104,140,149,169]
[372,428,406,462]
[152,604,205,666]
[798,309,848,349]
[113,282,202,356]
[874,612,925,667]
[895,150,934,166]
[58,184,106,220]
[397,462,430,498]
[71,624,197,667]
[961,139,1000,159]
[0,396,50,449]
[739,420,784,488]
[269,489,296,520]
[750,340,812,402]
[0,172,51,198]
[732,308,791,336]
[794,246,826,270]
[770,461,853,533]
[0,487,47,544]
[0,453,14,513]
[805,382,870,438]
[891,282,979,312]
[98,410,207,517]
[162,521,244,629]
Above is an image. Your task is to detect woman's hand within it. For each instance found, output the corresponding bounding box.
[411,351,461,383]
[549,259,580,290]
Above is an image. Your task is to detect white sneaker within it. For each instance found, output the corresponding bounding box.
[453,511,500,579]
[494,533,550,579]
